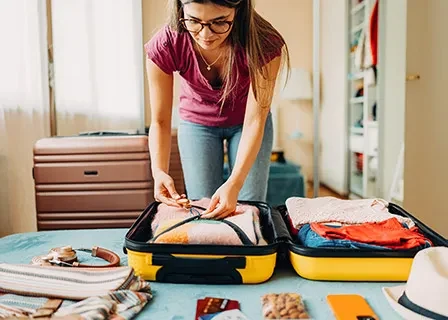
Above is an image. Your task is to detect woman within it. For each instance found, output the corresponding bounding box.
[145,0,290,219]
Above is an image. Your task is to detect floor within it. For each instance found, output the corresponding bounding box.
[306,183,348,199]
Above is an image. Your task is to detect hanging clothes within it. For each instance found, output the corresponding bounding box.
[369,0,379,66]
[354,0,379,85]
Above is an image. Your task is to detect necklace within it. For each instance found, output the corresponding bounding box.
[196,42,223,71]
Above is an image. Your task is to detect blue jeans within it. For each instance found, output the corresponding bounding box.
[298,224,393,250]
[177,113,273,201]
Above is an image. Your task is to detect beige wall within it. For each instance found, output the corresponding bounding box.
[142,0,170,127]
[256,0,314,181]
[142,0,314,180]
[403,0,448,237]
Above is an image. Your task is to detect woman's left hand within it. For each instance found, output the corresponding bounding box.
[201,181,240,219]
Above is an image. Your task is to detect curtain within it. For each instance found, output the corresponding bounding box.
[0,0,50,236]
[51,0,145,136]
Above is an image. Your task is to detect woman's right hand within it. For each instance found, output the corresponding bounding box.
[153,170,183,207]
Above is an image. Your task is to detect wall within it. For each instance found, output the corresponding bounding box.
[142,0,169,127]
[142,0,314,180]
[255,0,314,181]
[403,0,448,237]
[319,0,348,195]
[142,0,182,130]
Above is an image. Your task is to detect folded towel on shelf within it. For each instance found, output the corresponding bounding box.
[285,197,415,229]
[149,198,267,246]
[309,217,432,250]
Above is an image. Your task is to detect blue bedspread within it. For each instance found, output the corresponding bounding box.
[0,229,402,319]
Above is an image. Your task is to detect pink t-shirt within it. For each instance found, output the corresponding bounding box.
[144,25,282,128]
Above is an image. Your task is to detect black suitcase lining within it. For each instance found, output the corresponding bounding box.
[124,200,290,256]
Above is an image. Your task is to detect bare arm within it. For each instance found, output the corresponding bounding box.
[146,57,181,205]
[147,57,173,175]
[204,56,282,218]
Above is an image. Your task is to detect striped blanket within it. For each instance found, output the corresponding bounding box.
[0,264,152,319]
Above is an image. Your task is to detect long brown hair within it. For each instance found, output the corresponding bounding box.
[168,0,290,109]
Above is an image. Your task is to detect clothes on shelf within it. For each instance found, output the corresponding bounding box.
[369,0,379,66]
[354,0,378,71]
[149,198,267,246]
[285,197,415,230]
[353,0,379,86]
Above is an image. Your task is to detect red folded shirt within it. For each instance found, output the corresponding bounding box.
[310,218,431,249]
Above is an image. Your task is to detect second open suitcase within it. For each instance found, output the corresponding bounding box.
[277,202,448,282]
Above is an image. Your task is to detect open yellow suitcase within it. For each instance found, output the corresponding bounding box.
[276,203,448,282]
[123,200,290,284]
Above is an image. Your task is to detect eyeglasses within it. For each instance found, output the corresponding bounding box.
[179,18,233,34]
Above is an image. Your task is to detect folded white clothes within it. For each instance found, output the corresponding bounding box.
[285,197,415,229]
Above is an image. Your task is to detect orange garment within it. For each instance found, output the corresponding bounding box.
[310,218,431,250]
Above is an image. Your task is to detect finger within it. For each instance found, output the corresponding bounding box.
[216,203,236,219]
[157,194,182,207]
[204,196,220,214]
[202,202,227,219]
[165,180,180,200]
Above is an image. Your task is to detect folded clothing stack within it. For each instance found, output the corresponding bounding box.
[0,264,152,319]
[285,197,432,251]
[149,198,267,246]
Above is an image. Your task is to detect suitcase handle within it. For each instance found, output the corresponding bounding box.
[152,253,245,284]
[78,131,135,136]
[152,253,246,268]
[83,170,98,176]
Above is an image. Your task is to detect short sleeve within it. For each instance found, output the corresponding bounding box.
[261,34,285,66]
[144,25,178,74]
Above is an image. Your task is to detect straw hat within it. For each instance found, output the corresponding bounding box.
[382,246,448,320]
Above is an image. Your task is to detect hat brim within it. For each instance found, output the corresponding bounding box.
[382,285,433,320]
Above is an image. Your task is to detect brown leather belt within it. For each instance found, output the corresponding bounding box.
[31,246,120,268]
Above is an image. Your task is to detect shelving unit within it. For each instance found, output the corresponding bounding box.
[347,0,379,199]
